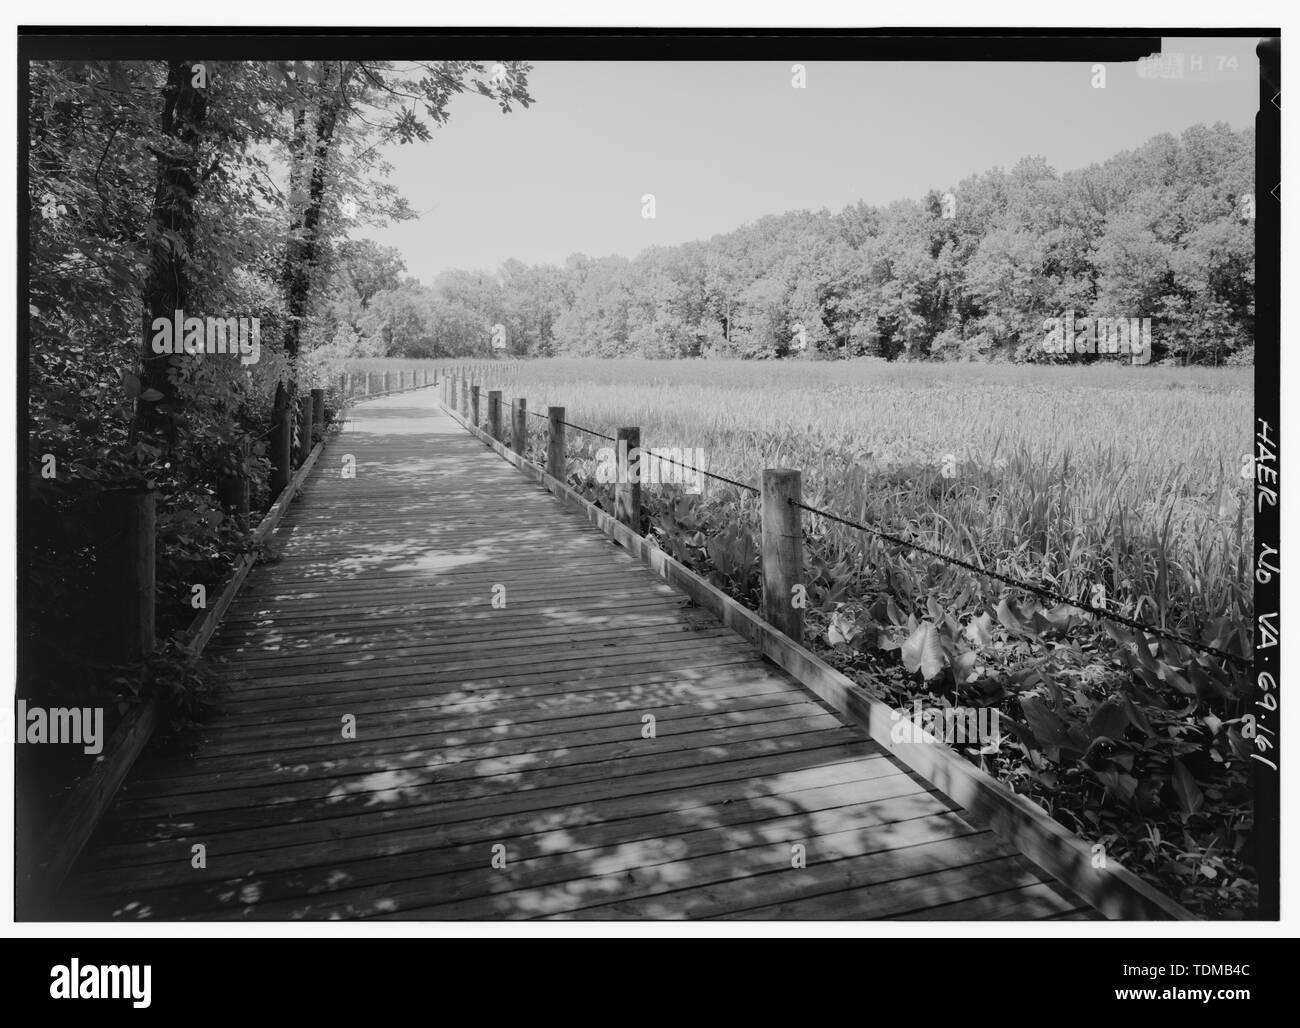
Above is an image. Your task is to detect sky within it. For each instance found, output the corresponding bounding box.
[358,37,1263,282]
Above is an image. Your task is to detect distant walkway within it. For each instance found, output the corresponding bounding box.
[63,389,1098,919]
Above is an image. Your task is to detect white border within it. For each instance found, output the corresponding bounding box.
[2,1,1296,940]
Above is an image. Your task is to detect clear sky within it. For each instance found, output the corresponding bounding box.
[359,37,1262,282]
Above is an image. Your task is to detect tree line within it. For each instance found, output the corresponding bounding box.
[324,122,1254,366]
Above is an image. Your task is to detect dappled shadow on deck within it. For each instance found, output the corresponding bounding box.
[60,391,1092,922]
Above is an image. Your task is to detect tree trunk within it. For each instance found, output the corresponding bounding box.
[274,62,353,461]
[135,60,207,446]
[280,61,351,362]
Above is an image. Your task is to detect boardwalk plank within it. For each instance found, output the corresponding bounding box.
[61,389,1097,921]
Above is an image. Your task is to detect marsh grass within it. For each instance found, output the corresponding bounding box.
[411,357,1252,641]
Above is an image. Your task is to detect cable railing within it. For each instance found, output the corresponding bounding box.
[433,363,1253,669]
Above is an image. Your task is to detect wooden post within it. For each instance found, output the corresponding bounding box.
[384,370,392,394]
[99,487,155,661]
[311,387,325,443]
[270,400,292,497]
[547,406,565,480]
[217,443,250,515]
[471,384,481,426]
[296,391,313,466]
[488,390,503,440]
[303,388,314,436]
[216,471,249,515]
[364,372,372,395]
[615,426,641,529]
[461,378,470,416]
[511,398,527,455]
[762,469,803,643]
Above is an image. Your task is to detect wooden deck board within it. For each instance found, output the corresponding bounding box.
[60,389,1098,921]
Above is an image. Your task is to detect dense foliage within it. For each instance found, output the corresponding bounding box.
[23,60,531,835]
[326,123,1254,366]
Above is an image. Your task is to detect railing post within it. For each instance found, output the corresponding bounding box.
[761,469,803,643]
[217,442,250,516]
[311,387,326,443]
[616,426,641,529]
[270,394,292,497]
[511,398,527,455]
[460,378,470,416]
[364,372,372,396]
[471,384,481,426]
[100,487,155,661]
[488,390,503,440]
[384,370,392,394]
[547,406,565,480]
[296,390,314,466]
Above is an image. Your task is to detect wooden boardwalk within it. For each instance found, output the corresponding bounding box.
[62,388,1098,920]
